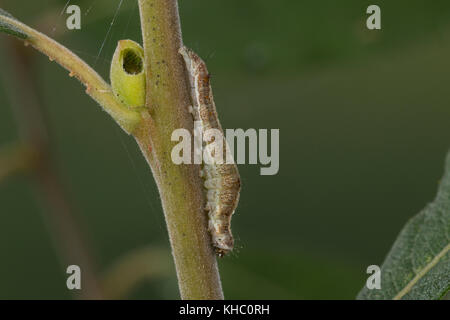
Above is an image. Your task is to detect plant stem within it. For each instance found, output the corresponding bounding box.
[2,40,103,299]
[1,2,224,299]
[0,13,142,134]
[0,143,34,183]
[136,0,224,299]
[102,246,172,299]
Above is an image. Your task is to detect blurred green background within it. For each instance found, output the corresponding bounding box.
[0,0,449,299]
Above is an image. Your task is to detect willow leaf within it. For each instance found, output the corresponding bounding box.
[358,151,450,299]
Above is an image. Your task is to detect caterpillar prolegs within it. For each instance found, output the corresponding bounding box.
[179,46,241,257]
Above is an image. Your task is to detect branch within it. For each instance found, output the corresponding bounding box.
[0,9,142,134]
[0,3,224,300]
[0,143,35,183]
[102,246,173,299]
[1,39,103,299]
[136,0,224,299]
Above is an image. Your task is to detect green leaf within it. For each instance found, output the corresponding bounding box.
[358,151,450,300]
[0,8,28,39]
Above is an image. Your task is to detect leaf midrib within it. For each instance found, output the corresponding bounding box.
[393,243,450,300]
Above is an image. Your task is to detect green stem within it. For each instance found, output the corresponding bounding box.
[136,0,224,299]
[0,143,34,182]
[0,14,142,134]
[102,246,172,299]
[2,40,103,299]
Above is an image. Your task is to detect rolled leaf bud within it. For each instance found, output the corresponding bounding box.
[110,39,145,108]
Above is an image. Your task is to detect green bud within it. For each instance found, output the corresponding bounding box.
[110,39,145,108]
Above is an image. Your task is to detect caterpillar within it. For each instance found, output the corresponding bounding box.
[179,46,241,257]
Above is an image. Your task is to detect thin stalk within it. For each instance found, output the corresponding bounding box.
[102,246,172,299]
[136,0,224,299]
[0,143,35,183]
[0,13,142,134]
[2,41,103,299]
[0,2,224,299]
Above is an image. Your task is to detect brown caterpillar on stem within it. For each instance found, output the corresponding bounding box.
[179,46,241,257]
